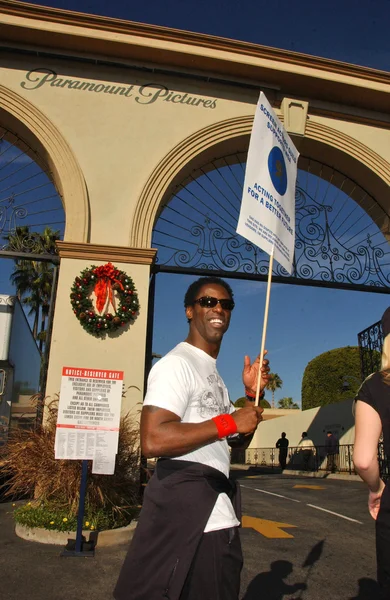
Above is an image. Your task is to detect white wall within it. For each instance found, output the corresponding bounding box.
[250,399,355,449]
[0,296,15,361]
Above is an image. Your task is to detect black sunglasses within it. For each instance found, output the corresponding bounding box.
[193,296,235,311]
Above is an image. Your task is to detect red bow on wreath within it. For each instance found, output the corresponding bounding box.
[93,262,124,314]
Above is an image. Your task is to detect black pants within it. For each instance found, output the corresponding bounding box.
[179,527,243,600]
[326,453,338,473]
[302,450,312,470]
[376,484,390,598]
[279,450,287,470]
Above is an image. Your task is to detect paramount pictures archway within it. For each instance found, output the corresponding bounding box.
[0,2,390,416]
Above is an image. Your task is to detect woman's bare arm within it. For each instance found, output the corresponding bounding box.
[354,400,385,519]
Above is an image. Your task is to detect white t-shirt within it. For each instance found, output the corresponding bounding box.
[299,438,314,449]
[143,342,240,532]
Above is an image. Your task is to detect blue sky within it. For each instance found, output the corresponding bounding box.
[18,0,390,71]
[153,275,390,406]
[7,0,390,406]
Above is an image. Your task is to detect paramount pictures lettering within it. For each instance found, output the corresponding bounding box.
[20,68,218,109]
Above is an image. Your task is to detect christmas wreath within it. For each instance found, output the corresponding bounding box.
[70,262,140,336]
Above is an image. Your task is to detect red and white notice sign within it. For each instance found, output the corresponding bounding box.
[55,367,123,473]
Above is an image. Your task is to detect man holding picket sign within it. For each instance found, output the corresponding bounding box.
[114,274,269,600]
[114,93,298,600]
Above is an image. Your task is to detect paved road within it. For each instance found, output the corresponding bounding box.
[0,474,379,600]
[238,474,379,599]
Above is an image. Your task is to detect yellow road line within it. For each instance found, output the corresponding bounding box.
[293,485,326,490]
[242,515,296,538]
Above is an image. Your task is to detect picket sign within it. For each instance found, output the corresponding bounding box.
[236,93,299,405]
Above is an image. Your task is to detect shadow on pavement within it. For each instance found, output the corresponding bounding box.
[241,560,306,600]
[241,539,379,600]
[242,565,380,600]
[349,577,381,599]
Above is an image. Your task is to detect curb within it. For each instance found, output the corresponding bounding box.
[230,464,361,481]
[282,470,362,481]
[15,520,137,546]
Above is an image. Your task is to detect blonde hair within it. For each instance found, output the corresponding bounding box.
[381,334,390,384]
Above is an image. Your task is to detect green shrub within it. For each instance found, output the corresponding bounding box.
[234,397,246,408]
[13,501,139,532]
[260,398,271,409]
[301,346,361,410]
[234,396,271,409]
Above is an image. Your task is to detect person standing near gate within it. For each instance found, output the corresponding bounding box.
[298,432,315,471]
[276,432,289,470]
[354,306,390,599]
[325,431,339,473]
[114,276,270,600]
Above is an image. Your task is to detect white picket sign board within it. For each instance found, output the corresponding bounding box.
[237,92,299,273]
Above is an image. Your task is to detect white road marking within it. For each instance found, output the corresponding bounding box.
[241,485,364,523]
[307,503,363,524]
[241,484,301,503]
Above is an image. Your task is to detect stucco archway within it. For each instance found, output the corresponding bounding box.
[0,85,89,243]
[130,115,390,248]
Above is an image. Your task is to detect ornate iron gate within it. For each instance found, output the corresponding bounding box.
[0,124,64,435]
[152,154,390,293]
[358,320,383,380]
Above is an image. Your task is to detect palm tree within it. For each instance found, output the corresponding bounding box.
[22,263,54,347]
[39,226,61,254]
[277,397,299,409]
[7,226,60,350]
[4,225,32,253]
[35,227,61,351]
[266,372,283,408]
[9,260,34,301]
[4,225,59,255]
[10,258,54,343]
[21,282,41,339]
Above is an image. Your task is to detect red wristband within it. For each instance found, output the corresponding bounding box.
[212,414,238,439]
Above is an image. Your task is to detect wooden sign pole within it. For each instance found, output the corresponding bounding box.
[255,249,274,407]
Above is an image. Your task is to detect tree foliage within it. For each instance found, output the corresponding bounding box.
[301,346,362,410]
[5,226,60,352]
[234,397,246,408]
[278,397,299,409]
[234,396,271,409]
[260,398,271,409]
[265,372,283,408]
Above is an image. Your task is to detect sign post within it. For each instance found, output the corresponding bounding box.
[237,92,299,404]
[62,459,93,557]
[55,366,124,557]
